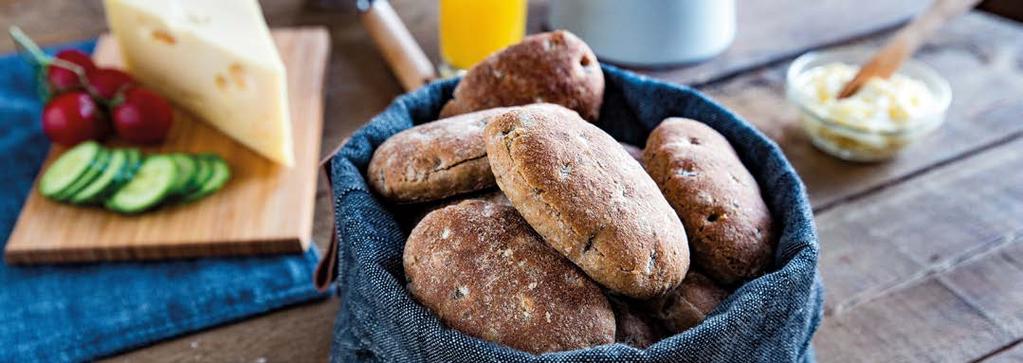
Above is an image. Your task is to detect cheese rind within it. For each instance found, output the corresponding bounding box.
[104,0,294,166]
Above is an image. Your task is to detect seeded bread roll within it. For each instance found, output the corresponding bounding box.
[401,189,509,231]
[484,104,690,299]
[440,30,604,121]
[404,199,615,354]
[643,118,776,285]
[610,296,664,348]
[367,108,512,203]
[648,272,730,333]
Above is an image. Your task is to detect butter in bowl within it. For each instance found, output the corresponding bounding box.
[785,48,951,162]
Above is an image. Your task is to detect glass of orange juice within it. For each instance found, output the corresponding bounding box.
[438,0,527,76]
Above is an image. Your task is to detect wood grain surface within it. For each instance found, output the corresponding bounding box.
[704,12,1023,210]
[810,138,1023,361]
[5,28,329,263]
[638,0,931,85]
[1,0,1021,362]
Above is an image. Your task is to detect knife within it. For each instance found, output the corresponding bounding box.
[357,0,437,91]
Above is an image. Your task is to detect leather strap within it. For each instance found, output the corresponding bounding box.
[313,146,343,292]
[313,157,341,292]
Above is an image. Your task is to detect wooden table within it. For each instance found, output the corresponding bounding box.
[3,0,1022,361]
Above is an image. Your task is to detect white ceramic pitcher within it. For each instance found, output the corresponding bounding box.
[548,0,736,66]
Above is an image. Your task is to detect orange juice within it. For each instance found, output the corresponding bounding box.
[439,0,527,71]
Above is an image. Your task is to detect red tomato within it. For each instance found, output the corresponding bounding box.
[112,87,174,144]
[87,68,136,101]
[42,91,110,146]
[46,50,96,93]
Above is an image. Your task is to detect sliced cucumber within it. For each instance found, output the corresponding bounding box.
[182,154,213,196]
[93,148,142,204]
[39,141,102,198]
[39,144,230,213]
[69,149,127,204]
[55,148,111,201]
[169,153,197,196]
[105,155,178,214]
[117,148,144,186]
[182,155,230,202]
[123,149,143,181]
[124,148,142,171]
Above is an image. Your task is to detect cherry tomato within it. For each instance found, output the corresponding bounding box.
[46,50,96,93]
[42,91,109,146]
[112,87,173,144]
[87,68,136,101]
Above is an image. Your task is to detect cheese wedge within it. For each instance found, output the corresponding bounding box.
[104,0,294,166]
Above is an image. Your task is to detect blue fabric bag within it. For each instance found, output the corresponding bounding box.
[0,41,325,362]
[326,65,823,362]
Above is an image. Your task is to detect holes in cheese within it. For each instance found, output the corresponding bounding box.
[151,29,176,45]
[214,64,254,92]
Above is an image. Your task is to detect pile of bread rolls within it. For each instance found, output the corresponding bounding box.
[368,31,776,354]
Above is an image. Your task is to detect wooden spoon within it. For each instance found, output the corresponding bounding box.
[837,0,981,99]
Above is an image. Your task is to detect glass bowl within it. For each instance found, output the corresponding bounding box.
[785,48,951,162]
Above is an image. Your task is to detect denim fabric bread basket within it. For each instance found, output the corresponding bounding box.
[325,64,824,363]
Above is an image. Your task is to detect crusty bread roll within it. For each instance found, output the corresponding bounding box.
[400,189,511,230]
[404,199,615,353]
[440,30,604,121]
[648,271,730,333]
[609,296,664,348]
[643,118,776,285]
[367,108,512,203]
[484,104,690,299]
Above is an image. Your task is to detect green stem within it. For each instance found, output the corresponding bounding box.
[8,25,51,66]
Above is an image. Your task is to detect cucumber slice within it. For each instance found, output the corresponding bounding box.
[125,149,143,179]
[117,149,144,184]
[181,154,213,197]
[55,148,111,201]
[39,141,102,198]
[105,155,178,214]
[124,148,142,170]
[94,148,143,203]
[182,155,230,202]
[169,153,197,196]
[69,149,127,204]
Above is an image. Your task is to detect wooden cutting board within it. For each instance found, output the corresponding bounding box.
[4,27,329,264]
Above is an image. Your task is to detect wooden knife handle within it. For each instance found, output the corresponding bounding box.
[359,0,437,91]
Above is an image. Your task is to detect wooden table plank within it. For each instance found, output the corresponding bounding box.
[816,234,1023,362]
[702,12,1023,210]
[0,0,106,51]
[103,297,339,362]
[944,241,1023,337]
[815,137,1023,315]
[985,341,1023,363]
[814,137,1023,310]
[639,0,929,85]
[812,138,1023,361]
[815,271,1015,362]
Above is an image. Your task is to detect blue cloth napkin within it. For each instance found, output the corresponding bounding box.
[0,40,324,362]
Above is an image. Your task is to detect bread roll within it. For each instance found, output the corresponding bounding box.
[648,272,730,333]
[440,30,604,121]
[643,118,775,285]
[404,199,615,353]
[367,108,512,203]
[484,104,689,298]
[610,296,664,348]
